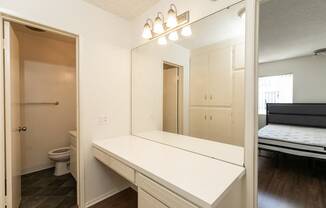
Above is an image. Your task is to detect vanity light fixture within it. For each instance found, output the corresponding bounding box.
[153,12,165,34]
[168,31,179,41]
[181,25,192,37]
[167,4,178,28]
[141,4,189,40]
[142,19,153,39]
[158,36,167,45]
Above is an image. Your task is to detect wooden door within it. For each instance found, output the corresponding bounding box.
[206,108,232,144]
[4,21,22,208]
[189,108,208,139]
[208,47,232,106]
[163,67,178,133]
[190,54,208,106]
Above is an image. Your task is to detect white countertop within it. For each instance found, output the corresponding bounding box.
[93,136,245,208]
[135,131,244,166]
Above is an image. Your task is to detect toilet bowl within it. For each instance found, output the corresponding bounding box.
[48,147,70,176]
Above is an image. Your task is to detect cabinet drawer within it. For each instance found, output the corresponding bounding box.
[136,173,198,208]
[139,188,168,208]
[93,148,135,183]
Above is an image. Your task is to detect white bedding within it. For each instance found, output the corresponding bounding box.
[258,124,326,147]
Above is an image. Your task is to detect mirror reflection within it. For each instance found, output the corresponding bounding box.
[132,2,245,147]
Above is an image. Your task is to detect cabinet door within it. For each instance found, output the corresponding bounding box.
[208,47,232,106]
[206,108,232,144]
[189,108,208,139]
[232,70,245,146]
[190,54,208,106]
[233,43,245,70]
[70,145,77,180]
[139,189,168,208]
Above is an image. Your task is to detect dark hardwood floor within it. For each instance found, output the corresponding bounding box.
[20,168,76,208]
[90,151,326,208]
[90,188,137,208]
[258,151,326,208]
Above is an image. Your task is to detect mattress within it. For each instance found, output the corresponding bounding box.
[258,124,326,148]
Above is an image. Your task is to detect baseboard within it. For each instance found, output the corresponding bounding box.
[85,185,129,208]
[22,164,54,175]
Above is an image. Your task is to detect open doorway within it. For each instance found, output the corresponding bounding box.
[2,19,79,208]
[257,0,326,207]
[163,62,183,134]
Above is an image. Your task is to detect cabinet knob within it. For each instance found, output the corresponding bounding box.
[204,115,207,120]
[210,116,213,120]
[210,95,213,100]
[204,95,207,100]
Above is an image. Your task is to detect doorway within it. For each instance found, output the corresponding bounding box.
[1,18,80,208]
[163,62,183,134]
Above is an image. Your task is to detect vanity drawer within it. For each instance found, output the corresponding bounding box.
[93,148,135,183]
[139,188,168,208]
[136,173,198,208]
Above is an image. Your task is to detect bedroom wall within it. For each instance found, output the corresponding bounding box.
[258,55,326,128]
[0,0,131,206]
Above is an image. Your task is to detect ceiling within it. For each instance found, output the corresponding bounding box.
[259,0,326,63]
[83,0,160,20]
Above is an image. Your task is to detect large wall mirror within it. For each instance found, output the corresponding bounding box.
[132,1,246,151]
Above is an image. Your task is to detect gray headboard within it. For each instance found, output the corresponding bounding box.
[266,103,326,128]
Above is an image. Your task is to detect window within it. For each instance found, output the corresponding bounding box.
[258,74,293,114]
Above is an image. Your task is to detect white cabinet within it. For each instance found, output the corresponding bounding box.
[190,46,232,106]
[189,108,207,138]
[189,41,245,146]
[208,47,232,106]
[139,189,168,208]
[233,43,245,70]
[136,173,198,208]
[232,70,245,146]
[190,54,209,106]
[190,108,231,143]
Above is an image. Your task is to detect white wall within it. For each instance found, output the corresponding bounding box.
[132,42,190,135]
[258,55,326,128]
[18,31,77,174]
[0,0,132,206]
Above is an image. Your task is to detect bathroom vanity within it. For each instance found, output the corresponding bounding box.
[93,1,247,207]
[93,134,245,208]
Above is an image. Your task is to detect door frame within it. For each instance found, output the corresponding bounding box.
[0,13,84,208]
[244,0,259,208]
[163,61,184,134]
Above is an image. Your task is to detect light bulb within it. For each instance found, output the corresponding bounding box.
[153,13,164,34]
[142,22,152,39]
[167,6,177,28]
[181,26,192,37]
[158,37,167,45]
[168,31,179,41]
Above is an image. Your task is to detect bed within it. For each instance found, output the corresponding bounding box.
[258,103,326,159]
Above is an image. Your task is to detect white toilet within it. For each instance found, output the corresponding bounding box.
[48,147,71,176]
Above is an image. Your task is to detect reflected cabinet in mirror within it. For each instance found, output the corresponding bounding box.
[132,2,245,147]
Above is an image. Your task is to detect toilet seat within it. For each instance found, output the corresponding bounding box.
[48,147,70,161]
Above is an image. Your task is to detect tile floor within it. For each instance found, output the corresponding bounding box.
[20,168,76,208]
